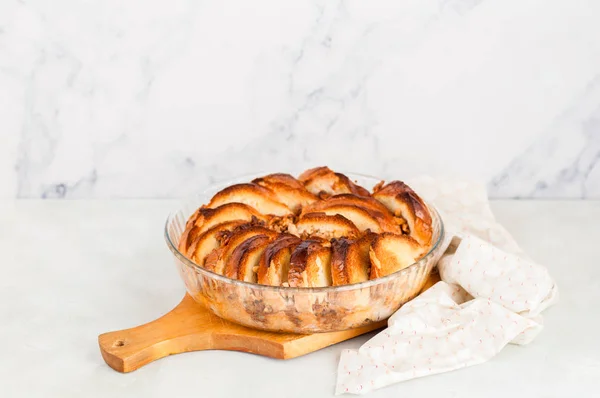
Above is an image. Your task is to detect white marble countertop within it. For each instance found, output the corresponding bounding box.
[1,199,599,397]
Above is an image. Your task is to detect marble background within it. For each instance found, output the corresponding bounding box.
[1,0,599,199]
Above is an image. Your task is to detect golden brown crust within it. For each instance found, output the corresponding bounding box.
[288,240,332,287]
[301,194,403,234]
[257,234,301,286]
[298,166,370,197]
[334,172,371,197]
[187,220,246,265]
[252,180,317,213]
[224,235,272,281]
[237,237,273,283]
[330,238,353,286]
[331,233,376,286]
[297,167,326,182]
[319,205,382,233]
[373,181,433,245]
[303,193,392,216]
[351,233,378,281]
[178,207,204,253]
[181,168,433,287]
[204,225,278,275]
[178,224,201,254]
[193,203,264,235]
[289,212,360,240]
[369,233,425,279]
[207,183,292,216]
[252,173,305,190]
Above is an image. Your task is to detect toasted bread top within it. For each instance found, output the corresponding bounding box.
[369,233,425,279]
[181,168,434,287]
[288,239,332,288]
[299,166,370,198]
[290,212,360,240]
[204,225,278,275]
[256,234,301,285]
[194,202,264,235]
[224,235,272,280]
[303,193,392,215]
[331,232,376,286]
[252,173,305,190]
[372,181,433,245]
[253,180,317,213]
[188,220,246,264]
[208,183,293,216]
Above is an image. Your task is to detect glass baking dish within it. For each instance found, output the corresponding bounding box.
[164,173,445,333]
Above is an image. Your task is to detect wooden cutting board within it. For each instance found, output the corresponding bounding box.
[99,272,440,373]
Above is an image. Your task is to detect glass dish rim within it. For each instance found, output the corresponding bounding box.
[164,171,445,293]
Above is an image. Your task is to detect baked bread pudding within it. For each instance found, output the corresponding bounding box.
[178,167,433,288]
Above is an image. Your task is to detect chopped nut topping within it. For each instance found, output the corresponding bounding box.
[215,230,232,245]
[267,215,296,233]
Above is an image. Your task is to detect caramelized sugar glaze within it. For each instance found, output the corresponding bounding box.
[178,167,433,288]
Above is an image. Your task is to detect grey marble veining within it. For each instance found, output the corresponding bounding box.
[490,75,600,198]
[1,0,600,199]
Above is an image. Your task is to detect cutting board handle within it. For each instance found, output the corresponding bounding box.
[99,294,296,372]
[98,295,214,373]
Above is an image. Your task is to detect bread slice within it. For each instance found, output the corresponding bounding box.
[187,220,246,265]
[369,233,425,279]
[331,232,376,285]
[303,193,393,216]
[257,234,301,286]
[288,240,333,287]
[204,225,278,275]
[318,204,384,233]
[178,207,205,253]
[308,201,402,234]
[298,166,370,197]
[207,183,292,216]
[178,224,202,254]
[300,193,404,234]
[193,203,264,235]
[253,180,317,213]
[288,212,360,240]
[252,173,305,190]
[373,181,433,245]
[224,235,272,282]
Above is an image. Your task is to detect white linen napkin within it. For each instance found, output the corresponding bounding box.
[335,177,558,395]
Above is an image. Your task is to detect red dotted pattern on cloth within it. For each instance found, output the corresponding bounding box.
[337,236,551,395]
